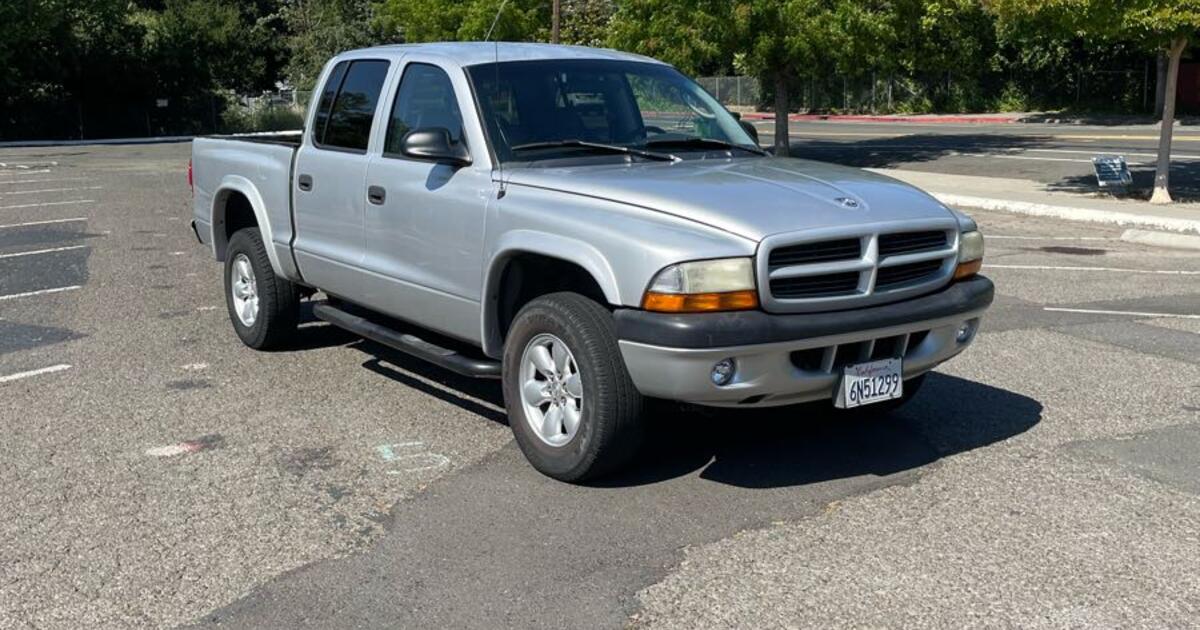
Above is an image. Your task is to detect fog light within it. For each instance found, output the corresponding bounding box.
[711,358,736,386]
[956,320,977,344]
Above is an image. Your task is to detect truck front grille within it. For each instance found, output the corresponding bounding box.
[878,231,947,256]
[761,224,958,313]
[876,259,945,290]
[770,272,860,299]
[769,238,862,267]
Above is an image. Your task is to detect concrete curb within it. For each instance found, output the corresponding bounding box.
[929,192,1200,236]
[1120,229,1200,251]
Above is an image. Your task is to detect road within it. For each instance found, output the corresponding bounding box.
[1,141,1198,629]
[750,119,1200,199]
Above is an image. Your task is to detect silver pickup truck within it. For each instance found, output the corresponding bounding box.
[190,42,992,481]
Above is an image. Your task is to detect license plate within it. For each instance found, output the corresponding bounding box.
[834,358,903,409]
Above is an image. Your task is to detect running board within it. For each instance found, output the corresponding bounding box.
[312,302,501,379]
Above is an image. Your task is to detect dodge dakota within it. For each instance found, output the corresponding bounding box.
[190,43,993,481]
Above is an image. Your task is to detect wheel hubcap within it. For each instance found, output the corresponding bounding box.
[230,253,259,327]
[519,333,583,447]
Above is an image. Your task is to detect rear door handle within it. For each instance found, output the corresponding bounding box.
[298,174,313,191]
[367,185,386,205]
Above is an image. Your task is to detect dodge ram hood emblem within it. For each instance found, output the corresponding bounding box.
[835,197,861,209]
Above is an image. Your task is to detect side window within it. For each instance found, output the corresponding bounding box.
[312,61,349,144]
[384,64,465,156]
[319,59,390,152]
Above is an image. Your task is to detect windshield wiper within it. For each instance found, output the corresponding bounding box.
[645,137,768,156]
[511,139,677,162]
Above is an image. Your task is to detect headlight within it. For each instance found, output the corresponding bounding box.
[955,230,984,279]
[643,258,758,313]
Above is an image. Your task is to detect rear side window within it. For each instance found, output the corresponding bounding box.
[312,60,349,144]
[316,59,390,152]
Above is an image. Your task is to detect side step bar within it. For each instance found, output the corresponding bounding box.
[312,302,502,379]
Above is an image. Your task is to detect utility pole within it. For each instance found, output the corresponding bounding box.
[551,0,561,44]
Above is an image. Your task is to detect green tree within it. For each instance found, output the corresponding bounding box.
[283,0,378,90]
[373,0,547,44]
[986,0,1200,204]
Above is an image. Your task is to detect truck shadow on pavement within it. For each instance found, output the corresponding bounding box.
[334,323,1042,490]
[602,373,1042,489]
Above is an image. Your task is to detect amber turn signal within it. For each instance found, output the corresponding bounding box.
[642,290,759,313]
[954,259,982,280]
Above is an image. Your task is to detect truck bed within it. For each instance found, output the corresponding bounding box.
[204,130,303,148]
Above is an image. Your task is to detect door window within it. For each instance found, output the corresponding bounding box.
[384,63,465,157]
[317,59,390,152]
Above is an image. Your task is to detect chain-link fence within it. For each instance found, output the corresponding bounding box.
[696,76,760,109]
[697,62,1162,115]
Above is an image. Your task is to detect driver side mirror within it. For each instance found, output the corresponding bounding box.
[728,112,760,145]
[401,128,471,166]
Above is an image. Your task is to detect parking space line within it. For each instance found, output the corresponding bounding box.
[0,364,72,384]
[0,199,94,210]
[0,169,52,176]
[1045,307,1200,320]
[0,285,81,301]
[989,264,1200,275]
[0,245,88,259]
[0,177,88,186]
[0,186,102,195]
[0,217,87,229]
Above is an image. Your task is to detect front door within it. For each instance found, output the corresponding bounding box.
[360,61,490,343]
[292,58,390,298]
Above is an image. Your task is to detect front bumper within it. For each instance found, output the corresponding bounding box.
[614,276,993,407]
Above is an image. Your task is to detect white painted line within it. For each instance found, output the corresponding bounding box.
[931,192,1200,235]
[0,178,87,185]
[1045,307,1200,320]
[0,364,72,384]
[988,235,1111,241]
[989,264,1200,275]
[181,363,209,371]
[0,162,57,168]
[950,152,1092,164]
[0,285,81,301]
[0,186,102,195]
[0,245,87,259]
[0,217,87,229]
[0,199,94,210]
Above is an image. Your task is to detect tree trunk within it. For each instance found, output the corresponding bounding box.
[1154,51,1168,119]
[774,71,790,155]
[551,0,560,44]
[1150,37,1187,205]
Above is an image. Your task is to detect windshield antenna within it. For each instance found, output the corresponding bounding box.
[486,0,509,196]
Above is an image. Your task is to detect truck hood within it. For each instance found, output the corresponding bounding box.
[504,157,955,241]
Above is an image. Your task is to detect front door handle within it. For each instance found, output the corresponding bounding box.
[367,185,386,205]
[298,174,313,191]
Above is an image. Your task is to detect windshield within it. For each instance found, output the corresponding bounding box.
[466,60,760,165]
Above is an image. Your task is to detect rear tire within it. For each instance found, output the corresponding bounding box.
[224,228,300,350]
[502,292,644,482]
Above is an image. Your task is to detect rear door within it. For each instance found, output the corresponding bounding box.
[292,57,391,297]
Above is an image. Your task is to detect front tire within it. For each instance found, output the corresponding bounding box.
[224,228,300,350]
[502,293,644,482]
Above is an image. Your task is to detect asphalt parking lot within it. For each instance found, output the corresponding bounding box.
[2,142,1199,629]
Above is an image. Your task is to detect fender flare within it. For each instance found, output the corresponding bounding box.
[211,175,284,275]
[480,230,623,358]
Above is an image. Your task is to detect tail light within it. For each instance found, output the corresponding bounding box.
[187,159,194,193]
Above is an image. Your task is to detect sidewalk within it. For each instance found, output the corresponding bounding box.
[868,167,1200,236]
